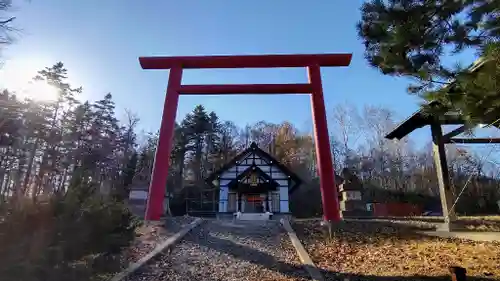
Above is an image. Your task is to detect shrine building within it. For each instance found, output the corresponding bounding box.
[205,142,302,220]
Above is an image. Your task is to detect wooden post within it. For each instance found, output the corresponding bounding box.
[449,266,467,281]
[237,193,242,212]
[430,122,457,224]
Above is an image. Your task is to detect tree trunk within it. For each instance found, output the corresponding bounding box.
[23,137,39,194]
[35,152,48,196]
[178,151,185,190]
[14,156,26,202]
[3,172,11,199]
[58,167,68,193]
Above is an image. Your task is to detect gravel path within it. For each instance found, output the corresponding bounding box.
[127,219,311,281]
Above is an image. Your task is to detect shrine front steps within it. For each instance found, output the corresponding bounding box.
[215,212,293,221]
[237,212,272,221]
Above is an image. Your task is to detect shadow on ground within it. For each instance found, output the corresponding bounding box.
[181,222,494,281]
[295,219,436,238]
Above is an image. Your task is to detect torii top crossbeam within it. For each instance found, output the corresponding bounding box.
[139,53,352,69]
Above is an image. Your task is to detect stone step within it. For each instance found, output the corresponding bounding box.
[237,212,272,221]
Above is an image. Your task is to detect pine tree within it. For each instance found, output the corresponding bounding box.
[182,105,210,184]
[65,102,93,186]
[90,93,121,183]
[119,151,137,198]
[205,111,220,174]
[30,62,82,196]
[169,123,188,190]
[358,0,499,124]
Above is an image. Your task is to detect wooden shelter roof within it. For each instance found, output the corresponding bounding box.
[386,58,497,140]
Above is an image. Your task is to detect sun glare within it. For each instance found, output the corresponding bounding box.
[24,81,60,102]
[0,57,60,102]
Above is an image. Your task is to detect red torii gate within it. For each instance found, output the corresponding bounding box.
[138,53,352,222]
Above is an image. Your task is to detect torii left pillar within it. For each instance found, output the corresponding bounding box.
[139,53,352,221]
[143,67,182,220]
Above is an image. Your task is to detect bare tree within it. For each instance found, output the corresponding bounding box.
[122,109,139,161]
[331,102,362,167]
[0,0,15,44]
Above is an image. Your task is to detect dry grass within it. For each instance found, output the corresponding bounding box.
[458,217,500,232]
[293,220,500,280]
[386,216,500,221]
[376,217,500,232]
[460,216,500,221]
[122,223,166,264]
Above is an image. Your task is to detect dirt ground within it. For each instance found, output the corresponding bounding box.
[293,220,500,281]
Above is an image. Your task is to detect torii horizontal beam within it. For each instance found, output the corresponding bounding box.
[139,53,352,69]
[179,84,313,95]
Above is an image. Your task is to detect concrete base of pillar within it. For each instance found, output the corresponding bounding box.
[272,213,292,222]
[436,221,465,232]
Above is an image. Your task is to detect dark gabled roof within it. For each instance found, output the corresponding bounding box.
[205,142,303,193]
[227,165,282,193]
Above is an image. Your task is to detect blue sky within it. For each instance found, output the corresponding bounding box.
[0,0,482,146]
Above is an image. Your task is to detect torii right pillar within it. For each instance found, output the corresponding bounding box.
[309,64,340,222]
